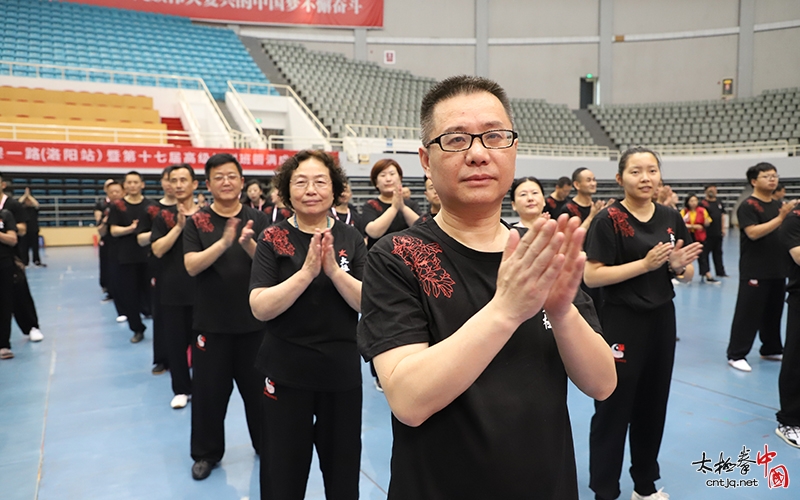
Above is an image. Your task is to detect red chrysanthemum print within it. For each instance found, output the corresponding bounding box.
[745,198,764,213]
[567,203,581,217]
[162,209,176,230]
[192,211,214,233]
[547,198,556,208]
[147,204,160,220]
[607,207,635,237]
[392,235,455,298]
[262,226,295,256]
[280,208,292,219]
[113,199,126,212]
[367,199,384,213]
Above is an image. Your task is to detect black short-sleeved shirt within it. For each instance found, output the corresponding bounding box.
[250,220,367,391]
[414,211,436,226]
[357,218,601,500]
[183,205,269,334]
[780,209,800,295]
[585,200,690,311]
[150,205,195,306]
[543,195,568,216]
[560,199,591,221]
[1,195,27,259]
[107,198,156,264]
[0,209,17,265]
[361,198,421,249]
[264,204,292,226]
[737,196,785,279]
[700,197,725,238]
[332,204,365,237]
[23,205,39,231]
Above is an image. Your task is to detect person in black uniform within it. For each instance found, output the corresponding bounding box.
[97,181,126,321]
[358,75,616,499]
[542,176,572,216]
[244,179,269,212]
[420,176,441,222]
[699,184,728,279]
[777,207,800,448]
[330,179,365,237]
[95,179,116,300]
[561,167,607,230]
[151,164,199,409]
[183,153,269,481]
[18,187,44,267]
[0,205,17,359]
[726,164,798,372]
[264,179,292,226]
[250,150,366,500]
[108,171,155,343]
[584,147,703,500]
[361,158,421,250]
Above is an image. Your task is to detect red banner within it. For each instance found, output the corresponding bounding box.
[64,0,383,28]
[0,141,296,173]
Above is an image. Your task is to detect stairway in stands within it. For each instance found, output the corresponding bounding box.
[161,117,193,147]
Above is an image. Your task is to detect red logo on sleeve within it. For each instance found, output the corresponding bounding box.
[262,226,295,256]
[147,205,160,220]
[191,212,214,233]
[162,209,176,230]
[567,203,581,217]
[367,199,384,213]
[745,198,764,213]
[391,235,455,298]
[607,207,635,237]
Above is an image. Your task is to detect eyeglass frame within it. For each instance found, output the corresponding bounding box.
[290,177,332,190]
[425,129,519,152]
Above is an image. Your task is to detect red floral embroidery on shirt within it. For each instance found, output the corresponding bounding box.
[547,198,556,208]
[161,209,176,230]
[391,235,455,298]
[367,199,384,213]
[262,226,295,256]
[607,207,635,237]
[192,211,214,233]
[567,203,581,217]
[112,199,126,212]
[745,198,764,213]
[147,204,160,220]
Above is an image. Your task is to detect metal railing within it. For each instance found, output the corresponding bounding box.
[0,121,203,145]
[640,140,796,156]
[228,81,331,140]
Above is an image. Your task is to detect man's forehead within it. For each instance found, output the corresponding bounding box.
[431,91,511,130]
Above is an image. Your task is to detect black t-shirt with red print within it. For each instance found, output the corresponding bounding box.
[361,197,421,249]
[249,219,367,391]
[107,197,156,264]
[542,195,568,216]
[357,218,600,500]
[737,196,785,280]
[560,199,591,221]
[183,205,269,334]
[585,200,691,311]
[150,205,195,306]
[332,203,366,238]
[781,209,800,295]
[264,204,292,226]
[699,197,725,238]
[0,209,17,265]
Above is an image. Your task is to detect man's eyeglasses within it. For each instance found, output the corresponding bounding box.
[210,173,240,183]
[758,174,779,180]
[426,129,518,152]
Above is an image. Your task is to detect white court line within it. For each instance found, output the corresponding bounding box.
[34,345,57,500]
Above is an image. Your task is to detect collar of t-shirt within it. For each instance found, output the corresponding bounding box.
[331,206,351,225]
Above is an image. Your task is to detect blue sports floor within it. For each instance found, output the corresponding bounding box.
[2,232,799,499]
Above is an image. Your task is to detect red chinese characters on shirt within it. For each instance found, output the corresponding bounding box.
[262,226,295,256]
[192,211,214,233]
[367,199,384,213]
[607,207,635,237]
[161,209,176,230]
[392,235,455,299]
[745,198,764,213]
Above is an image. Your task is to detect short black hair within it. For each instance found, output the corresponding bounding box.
[205,153,242,179]
[683,193,699,209]
[703,183,717,191]
[169,163,196,181]
[161,166,174,179]
[618,146,661,177]
[510,177,543,202]
[106,180,122,189]
[125,170,143,182]
[571,168,588,184]
[774,183,785,192]
[274,150,346,210]
[745,162,776,185]
[557,176,572,188]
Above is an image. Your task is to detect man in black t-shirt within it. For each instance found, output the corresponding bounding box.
[542,176,572,216]
[777,208,800,448]
[0,207,18,359]
[183,153,269,481]
[726,164,799,372]
[151,164,199,409]
[357,76,616,499]
[699,184,728,278]
[415,176,441,225]
[97,181,125,319]
[18,187,44,267]
[95,179,116,299]
[108,171,155,343]
[560,167,606,230]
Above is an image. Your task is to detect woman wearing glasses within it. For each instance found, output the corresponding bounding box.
[249,150,366,500]
[362,158,421,250]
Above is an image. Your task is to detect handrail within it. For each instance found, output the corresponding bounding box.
[177,88,202,147]
[228,81,331,140]
[0,121,231,145]
[265,134,343,151]
[640,140,793,156]
[226,81,264,135]
[0,60,243,145]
